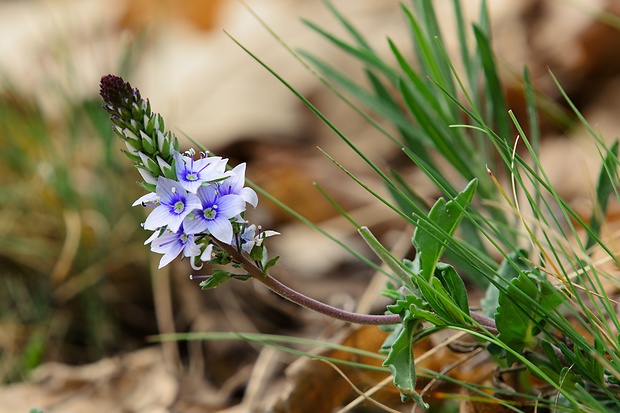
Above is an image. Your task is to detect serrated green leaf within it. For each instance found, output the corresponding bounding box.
[382,316,429,407]
[573,341,605,385]
[380,322,403,354]
[412,178,477,281]
[414,277,468,326]
[495,272,564,365]
[387,294,445,326]
[541,340,563,373]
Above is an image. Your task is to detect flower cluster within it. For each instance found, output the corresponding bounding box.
[135,150,259,268]
[100,75,275,269]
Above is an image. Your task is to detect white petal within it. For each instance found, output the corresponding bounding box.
[241,187,258,207]
[132,192,158,207]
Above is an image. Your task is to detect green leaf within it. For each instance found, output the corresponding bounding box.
[382,316,429,407]
[540,340,564,373]
[381,282,404,302]
[481,249,530,317]
[495,272,564,365]
[435,262,469,315]
[412,178,477,281]
[199,269,232,290]
[387,294,445,326]
[414,276,468,326]
[359,226,415,288]
[586,139,619,251]
[263,255,280,273]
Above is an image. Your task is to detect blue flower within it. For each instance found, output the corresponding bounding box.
[143,177,202,233]
[174,151,229,194]
[182,185,246,244]
[239,223,279,254]
[217,163,258,207]
[148,226,201,269]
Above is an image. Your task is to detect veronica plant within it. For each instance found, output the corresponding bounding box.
[99,73,504,410]
[100,0,620,405]
[100,75,260,271]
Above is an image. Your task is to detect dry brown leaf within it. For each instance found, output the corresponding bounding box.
[0,347,177,413]
[270,325,395,413]
[269,327,503,412]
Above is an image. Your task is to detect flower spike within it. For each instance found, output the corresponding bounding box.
[100,74,271,270]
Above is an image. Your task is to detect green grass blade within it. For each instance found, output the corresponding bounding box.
[472,25,511,144]
[322,0,373,51]
[298,51,419,146]
[301,19,396,81]
[586,140,619,251]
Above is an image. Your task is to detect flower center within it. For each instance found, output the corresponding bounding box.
[186,172,198,181]
[173,200,185,214]
[203,207,217,220]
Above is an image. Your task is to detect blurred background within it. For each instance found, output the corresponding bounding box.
[0,0,619,411]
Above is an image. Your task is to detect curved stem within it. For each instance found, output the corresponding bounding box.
[212,239,401,325]
[211,239,499,334]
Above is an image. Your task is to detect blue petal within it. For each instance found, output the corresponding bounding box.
[206,217,233,244]
[196,185,218,207]
[151,232,184,268]
[217,194,246,219]
[183,212,209,235]
[156,177,183,204]
[144,205,173,230]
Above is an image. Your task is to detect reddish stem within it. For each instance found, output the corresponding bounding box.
[212,239,499,333]
[213,240,400,325]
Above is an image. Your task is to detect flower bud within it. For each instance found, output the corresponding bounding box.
[139,130,156,155]
[139,152,162,176]
[137,167,158,185]
[121,149,141,163]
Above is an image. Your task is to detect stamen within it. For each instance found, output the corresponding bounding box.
[189,274,210,280]
[197,162,211,173]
